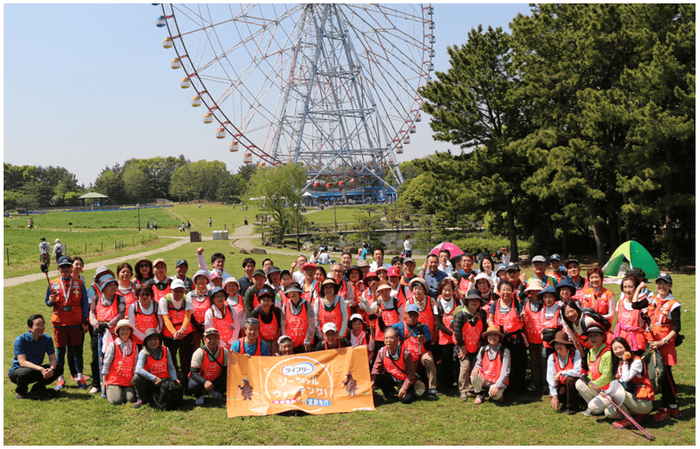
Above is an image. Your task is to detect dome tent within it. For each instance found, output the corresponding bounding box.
[602,240,660,280]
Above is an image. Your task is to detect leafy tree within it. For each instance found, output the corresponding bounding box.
[94,168,127,204]
[247,163,306,242]
[122,163,150,203]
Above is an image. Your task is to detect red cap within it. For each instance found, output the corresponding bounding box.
[302,262,317,271]
[388,266,401,278]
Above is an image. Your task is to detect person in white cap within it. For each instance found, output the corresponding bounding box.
[157,278,194,383]
[277,335,294,356]
[51,238,66,263]
[189,328,227,406]
[101,319,137,405]
[520,278,545,393]
[187,270,212,349]
[314,322,349,351]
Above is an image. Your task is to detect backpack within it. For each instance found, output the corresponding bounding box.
[641,344,665,393]
[153,378,183,410]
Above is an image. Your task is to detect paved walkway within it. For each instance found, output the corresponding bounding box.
[5,226,307,288]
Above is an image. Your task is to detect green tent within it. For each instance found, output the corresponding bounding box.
[603,240,660,279]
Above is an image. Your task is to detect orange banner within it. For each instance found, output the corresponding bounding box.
[226,346,375,417]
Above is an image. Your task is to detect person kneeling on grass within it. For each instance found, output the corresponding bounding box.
[314,322,349,351]
[133,328,180,409]
[575,325,613,416]
[546,331,582,414]
[277,335,294,356]
[231,318,270,356]
[9,314,59,400]
[370,327,416,404]
[102,319,137,405]
[471,325,511,405]
[391,304,438,400]
[189,328,227,406]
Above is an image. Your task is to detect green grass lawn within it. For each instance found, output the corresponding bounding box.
[166,202,266,233]
[3,245,695,445]
[4,208,180,230]
[2,228,172,278]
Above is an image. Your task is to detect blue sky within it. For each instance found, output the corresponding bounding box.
[4,3,531,187]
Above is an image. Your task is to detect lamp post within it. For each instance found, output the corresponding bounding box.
[137,207,141,231]
[294,203,300,251]
[334,200,338,230]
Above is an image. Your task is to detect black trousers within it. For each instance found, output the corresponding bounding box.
[503,331,527,395]
[187,372,227,397]
[556,376,579,410]
[374,372,415,403]
[163,334,195,380]
[9,365,59,395]
[660,365,678,407]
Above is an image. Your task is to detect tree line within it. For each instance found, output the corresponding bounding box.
[4,157,257,210]
[408,4,694,269]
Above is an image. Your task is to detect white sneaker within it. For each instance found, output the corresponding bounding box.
[89,387,99,394]
[582,409,593,417]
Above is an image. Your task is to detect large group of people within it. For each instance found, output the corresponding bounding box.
[10,247,683,429]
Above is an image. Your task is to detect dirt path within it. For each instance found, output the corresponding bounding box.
[229,224,305,257]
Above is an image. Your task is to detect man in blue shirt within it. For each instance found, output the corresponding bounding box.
[230,318,270,356]
[391,304,438,399]
[422,254,447,299]
[9,314,59,399]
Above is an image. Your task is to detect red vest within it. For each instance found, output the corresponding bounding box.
[258,309,280,341]
[393,284,410,310]
[374,299,399,342]
[96,296,120,332]
[481,346,508,385]
[198,348,225,381]
[438,297,457,345]
[382,345,409,381]
[588,346,611,390]
[523,301,544,344]
[318,297,345,337]
[285,301,310,347]
[228,295,244,315]
[408,298,436,343]
[50,277,83,327]
[582,287,614,324]
[121,288,137,311]
[616,356,654,401]
[143,346,170,379]
[493,300,524,333]
[553,351,575,385]
[212,305,237,343]
[153,280,171,303]
[457,314,484,354]
[105,341,136,387]
[540,306,560,349]
[649,296,678,366]
[615,300,646,351]
[162,295,191,338]
[337,280,349,300]
[132,302,159,345]
[237,337,262,356]
[190,295,210,327]
[401,324,424,363]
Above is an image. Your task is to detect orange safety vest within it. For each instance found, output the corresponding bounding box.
[105,341,136,387]
[480,345,508,385]
[96,295,121,333]
[616,356,654,401]
[190,295,210,327]
[456,313,484,354]
[373,298,399,342]
[523,300,544,345]
[228,295,244,315]
[153,280,171,303]
[162,295,192,338]
[198,347,226,382]
[257,309,280,341]
[553,350,574,385]
[132,302,159,345]
[212,305,237,343]
[285,300,310,347]
[50,277,83,327]
[588,346,611,390]
[318,297,345,337]
[582,287,614,324]
[393,284,410,310]
[382,344,409,381]
[143,346,171,379]
[121,288,137,311]
[648,296,678,366]
[401,324,424,363]
[615,299,646,352]
[437,297,458,345]
[493,300,524,333]
[237,337,262,356]
[540,305,560,349]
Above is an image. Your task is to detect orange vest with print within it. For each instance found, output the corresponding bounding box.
[382,345,409,381]
[133,302,159,345]
[257,309,280,341]
[617,356,654,401]
[648,296,678,366]
[198,348,226,381]
[285,301,310,347]
[493,301,524,333]
[213,305,238,343]
[50,277,83,327]
[105,341,136,387]
[96,296,121,333]
[143,346,171,379]
[481,346,508,385]
[588,346,611,390]
[162,295,192,338]
[523,301,544,344]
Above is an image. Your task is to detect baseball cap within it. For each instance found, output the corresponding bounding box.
[257,286,275,298]
[549,254,562,262]
[495,263,507,273]
[532,255,547,264]
[387,266,401,278]
[57,256,73,267]
[349,313,365,323]
[322,322,338,334]
[253,269,267,278]
[655,273,672,284]
[170,279,186,290]
[175,259,188,267]
[405,304,420,314]
[403,257,416,265]
[357,259,370,268]
[277,335,293,345]
[203,328,220,337]
[302,262,317,271]
[505,262,520,272]
[153,258,167,267]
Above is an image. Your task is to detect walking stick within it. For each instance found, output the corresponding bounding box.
[586,380,655,441]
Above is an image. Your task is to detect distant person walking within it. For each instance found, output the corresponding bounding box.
[244,217,248,226]
[39,238,50,266]
[28,217,34,230]
[209,217,212,227]
[51,239,66,263]
[154,219,158,231]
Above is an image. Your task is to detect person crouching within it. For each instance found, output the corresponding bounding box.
[370,327,416,404]
[471,325,511,404]
[189,328,227,406]
[133,328,180,409]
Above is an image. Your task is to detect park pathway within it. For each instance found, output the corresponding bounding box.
[4,236,192,288]
[229,224,304,257]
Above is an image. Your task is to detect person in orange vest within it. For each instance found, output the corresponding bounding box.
[188,328,227,406]
[546,331,582,414]
[133,328,179,409]
[329,263,353,301]
[546,254,565,283]
[400,257,419,288]
[157,279,194,383]
[314,322,349,351]
[488,279,526,395]
[387,266,411,309]
[128,284,161,351]
[434,277,460,391]
[132,258,153,288]
[564,259,588,306]
[44,256,88,391]
[348,313,374,362]
[314,279,349,339]
[612,274,647,357]
[471,325,511,404]
[280,283,315,353]
[642,273,682,421]
[605,337,654,428]
[151,258,172,303]
[251,286,282,354]
[520,278,546,394]
[575,325,614,416]
[188,270,212,349]
[454,289,488,401]
[371,327,416,404]
[230,318,270,356]
[244,269,268,317]
[581,266,615,325]
[391,304,438,400]
[204,287,243,350]
[101,320,137,405]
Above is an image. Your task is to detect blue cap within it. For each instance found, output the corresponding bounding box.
[655,273,672,284]
[405,304,420,314]
[208,286,228,298]
[175,259,188,267]
[496,263,507,273]
[57,256,73,267]
[550,254,562,261]
[98,274,118,292]
[556,278,576,294]
[537,285,559,301]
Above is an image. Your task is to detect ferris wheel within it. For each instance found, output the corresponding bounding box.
[155,3,435,199]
